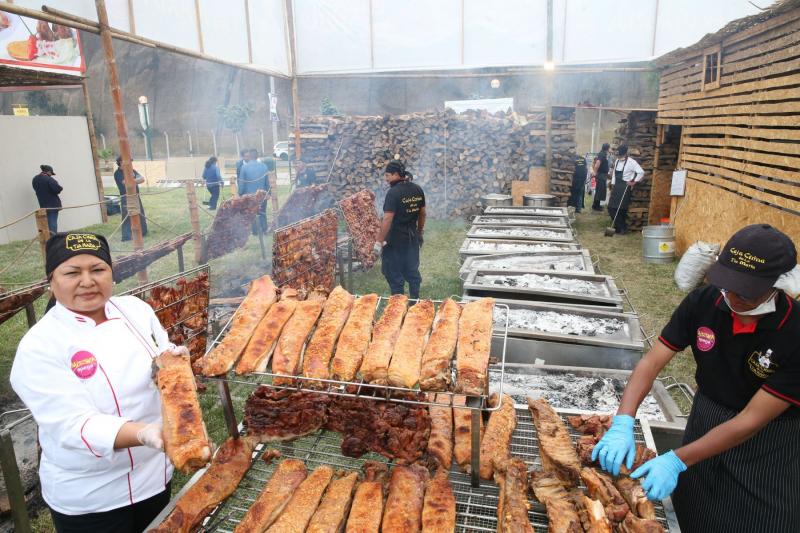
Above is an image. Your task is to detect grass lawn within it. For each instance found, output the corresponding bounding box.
[2,190,697,532]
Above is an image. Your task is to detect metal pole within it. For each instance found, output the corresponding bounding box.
[211,130,218,157]
[591,122,596,153]
[143,102,153,161]
[187,130,193,155]
[141,132,149,160]
[269,77,279,149]
[234,132,240,157]
[95,0,146,284]
[0,429,31,533]
[259,128,265,154]
[216,380,240,439]
[99,132,106,149]
[163,131,170,159]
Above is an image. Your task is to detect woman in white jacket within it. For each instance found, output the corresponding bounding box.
[10,232,183,533]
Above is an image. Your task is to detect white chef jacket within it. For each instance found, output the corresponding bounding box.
[10,296,175,515]
[609,157,645,185]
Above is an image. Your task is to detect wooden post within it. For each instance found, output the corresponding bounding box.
[284,0,301,160]
[231,175,239,198]
[34,209,50,261]
[269,172,279,225]
[82,79,107,223]
[94,0,147,284]
[186,181,203,263]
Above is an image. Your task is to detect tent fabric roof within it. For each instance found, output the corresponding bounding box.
[0,64,84,88]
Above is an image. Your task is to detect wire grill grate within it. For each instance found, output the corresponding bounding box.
[199,406,672,532]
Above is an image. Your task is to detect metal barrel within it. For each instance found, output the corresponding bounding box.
[642,225,676,263]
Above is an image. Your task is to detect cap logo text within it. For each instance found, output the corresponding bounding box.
[728,247,765,270]
[65,234,102,252]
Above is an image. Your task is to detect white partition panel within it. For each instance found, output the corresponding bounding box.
[198,0,250,63]
[463,0,547,67]
[249,0,290,74]
[294,0,371,73]
[132,0,201,53]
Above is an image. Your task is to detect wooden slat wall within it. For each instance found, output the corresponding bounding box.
[657,10,800,249]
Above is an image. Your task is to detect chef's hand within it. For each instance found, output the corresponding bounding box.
[631,450,686,501]
[591,414,636,476]
[136,423,164,451]
[373,242,383,255]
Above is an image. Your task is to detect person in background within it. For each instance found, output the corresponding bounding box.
[374,161,426,300]
[238,149,270,234]
[202,156,222,210]
[592,224,800,533]
[235,148,249,185]
[295,159,318,188]
[32,164,62,234]
[114,157,148,242]
[591,143,610,212]
[606,144,643,235]
[567,156,587,213]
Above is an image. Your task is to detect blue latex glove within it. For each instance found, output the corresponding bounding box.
[630,450,687,501]
[591,414,636,476]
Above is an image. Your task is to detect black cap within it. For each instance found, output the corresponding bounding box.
[385,160,405,175]
[40,164,55,175]
[707,224,797,299]
[46,232,112,277]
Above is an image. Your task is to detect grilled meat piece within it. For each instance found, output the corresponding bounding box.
[580,467,630,524]
[271,295,326,385]
[421,468,456,533]
[360,295,408,384]
[148,437,256,533]
[570,490,613,533]
[419,299,462,391]
[266,465,334,533]
[427,393,453,469]
[479,393,517,480]
[567,414,612,437]
[529,471,582,533]
[244,388,330,441]
[303,286,354,386]
[387,299,435,389]
[205,191,269,261]
[307,472,359,533]
[577,438,657,475]
[234,459,307,533]
[331,293,378,381]
[495,457,533,533]
[453,394,484,472]
[614,476,657,521]
[381,464,429,533]
[345,462,388,533]
[618,511,665,533]
[236,289,299,374]
[527,398,581,485]
[456,297,494,396]
[338,190,382,269]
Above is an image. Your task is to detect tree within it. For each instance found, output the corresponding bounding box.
[320,96,339,116]
[216,104,254,133]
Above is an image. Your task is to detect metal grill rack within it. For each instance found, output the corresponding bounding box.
[193,406,675,533]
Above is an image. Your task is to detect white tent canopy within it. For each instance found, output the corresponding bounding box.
[7,0,760,76]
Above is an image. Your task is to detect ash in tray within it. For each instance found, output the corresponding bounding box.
[466,240,570,252]
[474,227,565,239]
[472,256,584,272]
[494,308,624,336]
[489,371,665,421]
[479,273,606,296]
[480,217,561,226]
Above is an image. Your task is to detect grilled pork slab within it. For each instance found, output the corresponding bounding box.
[427,393,453,469]
[234,458,307,533]
[307,471,359,533]
[331,293,378,381]
[360,294,408,384]
[529,471,583,533]
[267,465,334,533]
[421,469,456,533]
[345,462,388,533]
[303,286,355,386]
[419,299,462,391]
[381,464,429,533]
[527,398,581,485]
[479,393,517,480]
[235,288,299,374]
[456,297,494,396]
[387,299,435,389]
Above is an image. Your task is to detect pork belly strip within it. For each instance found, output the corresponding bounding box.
[156,352,212,474]
[479,393,517,480]
[456,297,494,396]
[496,457,533,533]
[453,394,484,472]
[331,293,379,381]
[266,465,334,533]
[306,471,359,533]
[419,298,462,391]
[148,437,256,533]
[427,393,453,469]
[359,294,408,384]
[345,462,388,533]
[303,286,355,386]
[234,458,307,533]
[236,289,300,375]
[618,511,665,533]
[580,467,630,524]
[271,296,326,386]
[529,471,582,533]
[381,464,429,533]
[387,299,435,389]
[201,275,277,376]
[614,476,657,521]
[421,468,456,533]
[527,397,581,485]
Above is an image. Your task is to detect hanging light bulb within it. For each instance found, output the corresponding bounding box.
[490,78,501,89]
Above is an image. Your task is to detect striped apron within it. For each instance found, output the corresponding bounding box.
[672,391,800,533]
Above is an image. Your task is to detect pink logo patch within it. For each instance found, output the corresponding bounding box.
[71,351,97,379]
[696,327,716,352]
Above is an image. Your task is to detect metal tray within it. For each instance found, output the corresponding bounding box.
[459,250,595,279]
[483,205,570,218]
[467,224,575,243]
[463,269,623,307]
[471,215,570,228]
[149,407,678,533]
[459,238,582,259]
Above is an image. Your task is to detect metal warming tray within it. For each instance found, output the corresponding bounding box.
[463,269,623,307]
[459,238,582,259]
[483,205,570,218]
[471,215,570,229]
[459,250,595,279]
[467,224,575,243]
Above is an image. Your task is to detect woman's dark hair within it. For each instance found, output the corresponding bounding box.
[205,156,218,169]
[617,144,628,156]
[601,143,610,152]
[385,160,405,176]
[404,171,413,181]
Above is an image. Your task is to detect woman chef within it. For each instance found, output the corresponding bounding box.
[10,232,185,533]
[593,224,800,533]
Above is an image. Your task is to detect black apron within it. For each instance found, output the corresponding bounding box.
[594,173,608,202]
[672,392,800,533]
[608,160,631,210]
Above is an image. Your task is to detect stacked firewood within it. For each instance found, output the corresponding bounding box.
[272,210,338,291]
[113,233,193,283]
[290,108,576,216]
[612,111,657,231]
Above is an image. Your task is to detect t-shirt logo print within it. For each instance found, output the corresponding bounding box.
[748,348,777,379]
[70,350,98,379]
[696,326,716,352]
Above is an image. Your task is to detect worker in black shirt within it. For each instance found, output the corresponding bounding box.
[114,157,149,242]
[374,161,425,300]
[593,224,800,533]
[591,143,610,211]
[32,164,62,234]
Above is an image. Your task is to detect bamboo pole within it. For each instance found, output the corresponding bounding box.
[34,209,49,262]
[185,181,203,264]
[94,0,147,285]
[82,79,107,223]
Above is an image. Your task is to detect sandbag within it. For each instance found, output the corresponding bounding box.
[674,241,720,292]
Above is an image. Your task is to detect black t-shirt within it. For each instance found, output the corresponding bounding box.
[297,168,318,187]
[383,180,425,246]
[595,152,609,174]
[659,285,800,417]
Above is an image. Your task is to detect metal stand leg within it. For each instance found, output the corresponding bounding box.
[347,239,353,291]
[23,303,36,329]
[177,245,185,273]
[217,380,239,439]
[0,429,31,533]
[257,230,267,261]
[468,396,481,487]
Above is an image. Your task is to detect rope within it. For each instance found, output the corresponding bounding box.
[0,210,36,231]
[0,237,40,278]
[105,213,129,241]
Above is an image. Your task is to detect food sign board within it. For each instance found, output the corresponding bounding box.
[0,11,85,74]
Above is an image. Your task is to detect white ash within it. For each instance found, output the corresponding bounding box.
[489,371,665,421]
[478,273,608,296]
[469,255,586,272]
[465,240,574,253]
[473,227,567,239]
[494,308,624,336]
[485,207,564,216]
[478,217,562,226]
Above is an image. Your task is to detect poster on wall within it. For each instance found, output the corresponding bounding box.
[0,11,85,74]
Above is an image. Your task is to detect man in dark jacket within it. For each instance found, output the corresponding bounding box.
[114,156,149,242]
[295,159,318,188]
[32,164,62,234]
